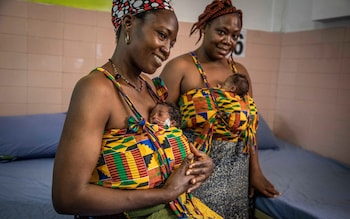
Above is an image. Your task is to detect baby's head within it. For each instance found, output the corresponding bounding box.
[222,73,249,97]
[150,102,181,127]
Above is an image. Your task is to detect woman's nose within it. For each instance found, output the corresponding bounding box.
[223,35,232,44]
[161,42,171,54]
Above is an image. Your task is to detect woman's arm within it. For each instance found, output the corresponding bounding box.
[249,145,280,198]
[234,62,280,198]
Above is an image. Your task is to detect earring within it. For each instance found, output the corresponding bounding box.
[125,32,130,44]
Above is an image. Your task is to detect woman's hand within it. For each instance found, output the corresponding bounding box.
[162,153,195,201]
[186,144,214,193]
[249,168,280,198]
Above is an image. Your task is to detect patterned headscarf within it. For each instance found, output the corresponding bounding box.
[190,0,242,43]
[112,0,174,33]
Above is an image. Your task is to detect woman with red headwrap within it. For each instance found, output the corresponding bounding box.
[52,0,216,218]
[160,0,280,218]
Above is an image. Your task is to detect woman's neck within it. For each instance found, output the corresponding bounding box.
[109,52,141,83]
[194,47,227,66]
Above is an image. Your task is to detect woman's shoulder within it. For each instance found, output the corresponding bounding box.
[160,53,194,85]
[74,69,114,96]
[71,68,125,115]
[71,72,120,117]
[233,62,249,75]
[163,53,193,70]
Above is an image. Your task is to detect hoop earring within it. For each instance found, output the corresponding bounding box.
[125,32,130,44]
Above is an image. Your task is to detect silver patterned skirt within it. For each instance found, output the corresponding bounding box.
[185,132,250,219]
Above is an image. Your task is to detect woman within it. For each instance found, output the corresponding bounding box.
[52,1,214,218]
[160,0,280,218]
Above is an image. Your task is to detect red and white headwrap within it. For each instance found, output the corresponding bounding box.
[112,0,174,33]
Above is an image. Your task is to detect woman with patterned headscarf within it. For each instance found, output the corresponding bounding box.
[52,1,217,218]
[160,0,280,218]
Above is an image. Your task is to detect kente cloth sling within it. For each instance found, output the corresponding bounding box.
[179,52,258,154]
[90,68,222,219]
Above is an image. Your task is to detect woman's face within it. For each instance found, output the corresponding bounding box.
[130,10,178,74]
[202,13,242,60]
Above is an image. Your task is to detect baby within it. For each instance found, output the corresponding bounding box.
[219,73,249,98]
[216,73,256,143]
[149,102,181,128]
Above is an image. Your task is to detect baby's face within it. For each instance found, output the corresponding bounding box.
[150,104,171,125]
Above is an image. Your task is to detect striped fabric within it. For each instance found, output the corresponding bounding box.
[179,52,258,154]
[90,123,190,189]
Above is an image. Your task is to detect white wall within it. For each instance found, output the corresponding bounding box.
[172,0,280,31]
[172,0,350,32]
[312,0,350,21]
[283,0,350,32]
[171,0,212,22]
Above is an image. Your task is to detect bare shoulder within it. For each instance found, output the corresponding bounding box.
[234,61,249,76]
[67,70,120,128]
[160,53,194,103]
[161,53,193,76]
[168,53,192,65]
[72,70,116,104]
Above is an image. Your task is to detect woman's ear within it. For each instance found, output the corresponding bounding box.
[121,14,135,44]
[200,25,207,35]
[202,22,211,34]
[121,14,134,31]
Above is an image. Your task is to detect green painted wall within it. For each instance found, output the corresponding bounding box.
[29,0,111,11]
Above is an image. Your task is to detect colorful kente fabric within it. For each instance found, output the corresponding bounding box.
[89,67,219,218]
[153,76,168,102]
[179,52,258,154]
[90,120,190,189]
[90,68,189,189]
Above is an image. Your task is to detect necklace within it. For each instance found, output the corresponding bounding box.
[108,59,143,92]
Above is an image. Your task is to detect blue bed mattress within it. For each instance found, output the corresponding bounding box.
[255,139,350,219]
[1,113,349,219]
[0,158,71,219]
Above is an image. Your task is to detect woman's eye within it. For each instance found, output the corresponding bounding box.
[158,32,167,40]
[232,34,240,40]
[217,30,225,36]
